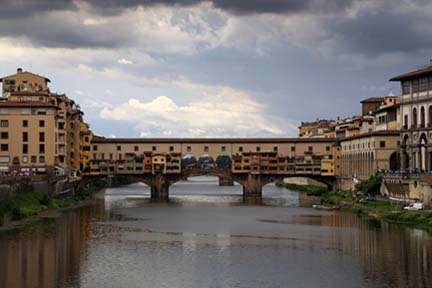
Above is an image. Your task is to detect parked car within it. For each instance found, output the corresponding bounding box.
[403,202,423,211]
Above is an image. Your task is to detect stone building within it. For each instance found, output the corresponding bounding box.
[391,65,432,173]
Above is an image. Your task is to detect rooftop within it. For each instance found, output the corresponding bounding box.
[390,65,432,81]
[360,97,385,104]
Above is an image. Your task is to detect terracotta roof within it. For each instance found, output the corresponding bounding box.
[0,70,51,82]
[390,65,432,81]
[0,101,59,108]
[92,137,338,144]
[339,130,399,142]
[360,97,385,103]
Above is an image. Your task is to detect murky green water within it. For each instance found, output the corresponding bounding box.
[0,177,431,288]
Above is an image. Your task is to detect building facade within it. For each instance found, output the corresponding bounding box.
[0,69,89,177]
[391,66,432,173]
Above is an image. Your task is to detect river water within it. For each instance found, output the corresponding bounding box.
[0,176,431,288]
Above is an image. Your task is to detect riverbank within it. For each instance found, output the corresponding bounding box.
[321,191,432,231]
[276,181,327,195]
[0,176,136,228]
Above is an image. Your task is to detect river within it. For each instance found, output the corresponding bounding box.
[0,176,431,288]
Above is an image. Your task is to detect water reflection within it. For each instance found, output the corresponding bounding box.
[0,179,431,288]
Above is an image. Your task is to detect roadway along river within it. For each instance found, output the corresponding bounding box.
[0,176,431,288]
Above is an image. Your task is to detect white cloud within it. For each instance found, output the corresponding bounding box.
[118,58,133,65]
[100,86,297,137]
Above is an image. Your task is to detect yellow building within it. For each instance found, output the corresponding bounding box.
[0,69,89,177]
[321,144,341,177]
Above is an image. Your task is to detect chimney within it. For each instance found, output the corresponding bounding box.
[17,68,23,73]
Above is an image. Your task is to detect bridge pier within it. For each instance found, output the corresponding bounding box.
[219,175,234,186]
[241,174,265,197]
[148,173,170,200]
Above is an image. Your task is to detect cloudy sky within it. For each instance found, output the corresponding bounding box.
[1,0,431,138]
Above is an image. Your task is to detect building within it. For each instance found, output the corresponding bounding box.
[0,69,89,177]
[339,130,400,190]
[390,65,432,173]
[360,97,385,116]
[374,96,400,131]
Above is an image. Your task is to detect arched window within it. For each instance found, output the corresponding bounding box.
[428,106,432,127]
[413,107,418,128]
[421,106,425,128]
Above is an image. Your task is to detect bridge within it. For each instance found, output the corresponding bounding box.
[87,137,339,199]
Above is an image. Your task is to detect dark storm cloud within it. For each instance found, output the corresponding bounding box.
[0,0,431,58]
[0,0,76,18]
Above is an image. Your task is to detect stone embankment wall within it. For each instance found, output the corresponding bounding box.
[283,177,327,188]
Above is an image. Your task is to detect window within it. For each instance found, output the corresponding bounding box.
[85,136,89,142]
[152,146,157,151]
[326,146,330,151]
[39,156,45,163]
[39,144,45,154]
[273,146,278,152]
[23,120,28,127]
[0,108,8,115]
[4,79,15,85]
[187,146,191,152]
[291,146,295,152]
[204,146,209,152]
[308,146,313,152]
[402,81,410,94]
[380,141,386,148]
[93,153,97,159]
[23,132,28,142]
[22,144,28,154]
[37,109,46,115]
[22,156,28,163]
[169,146,174,152]
[21,108,30,115]
[256,146,261,152]
[134,146,139,152]
[0,156,9,163]
[39,132,45,142]
[39,96,44,102]
[0,120,8,127]
[0,132,7,139]
[101,153,105,160]
[1,144,8,151]
[117,145,121,151]
[39,120,45,127]
[31,156,37,163]
[239,146,243,152]
[221,146,226,152]
[412,79,419,93]
[110,153,113,160]
[420,77,429,92]
[93,145,98,151]
[404,115,408,128]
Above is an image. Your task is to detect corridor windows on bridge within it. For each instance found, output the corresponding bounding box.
[152,146,157,152]
[117,145,121,151]
[101,153,105,160]
[109,153,113,160]
[93,153,97,160]
[326,146,330,152]
[291,146,295,152]
[256,146,261,152]
[239,146,243,152]
[221,146,226,152]
[380,141,386,148]
[187,146,191,152]
[204,146,209,153]
[308,146,313,152]
[134,146,139,152]
[273,146,278,152]
[93,145,98,151]
[169,146,174,152]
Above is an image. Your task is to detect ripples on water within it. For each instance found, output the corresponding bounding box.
[0,176,431,288]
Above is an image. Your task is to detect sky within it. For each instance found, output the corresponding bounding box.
[1,0,431,138]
